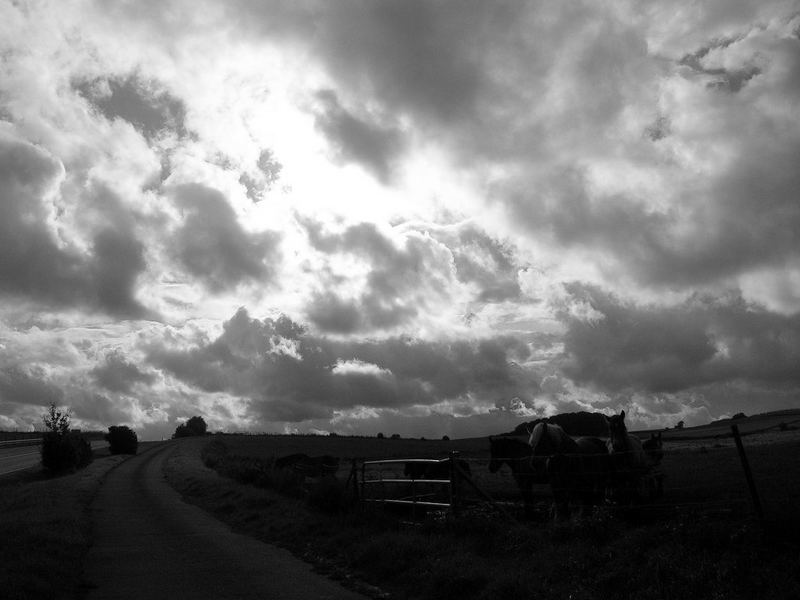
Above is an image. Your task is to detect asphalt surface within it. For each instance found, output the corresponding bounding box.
[83,442,368,600]
[0,441,109,477]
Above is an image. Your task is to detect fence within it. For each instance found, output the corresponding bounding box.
[351,424,800,523]
[357,453,477,515]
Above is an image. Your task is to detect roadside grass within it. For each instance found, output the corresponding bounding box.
[167,437,800,600]
[0,450,127,600]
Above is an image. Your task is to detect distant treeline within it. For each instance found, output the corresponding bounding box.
[506,412,611,437]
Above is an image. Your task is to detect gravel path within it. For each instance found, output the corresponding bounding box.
[83,442,368,599]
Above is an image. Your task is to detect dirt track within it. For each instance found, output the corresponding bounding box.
[83,442,367,599]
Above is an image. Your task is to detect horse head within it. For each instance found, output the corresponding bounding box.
[605,410,630,453]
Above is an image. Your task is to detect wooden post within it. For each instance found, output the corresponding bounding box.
[449,451,459,516]
[350,459,359,503]
[731,424,764,520]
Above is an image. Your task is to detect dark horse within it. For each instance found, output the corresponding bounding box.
[528,422,609,519]
[604,411,658,503]
[488,436,548,512]
[274,453,340,477]
[404,459,472,480]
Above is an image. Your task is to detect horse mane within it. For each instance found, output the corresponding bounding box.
[529,422,569,448]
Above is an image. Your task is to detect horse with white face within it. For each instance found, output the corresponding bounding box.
[604,411,653,503]
[528,422,609,519]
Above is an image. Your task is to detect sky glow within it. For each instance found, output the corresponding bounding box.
[0,1,798,439]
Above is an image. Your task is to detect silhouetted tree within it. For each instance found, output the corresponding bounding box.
[676,420,685,429]
[173,415,208,438]
[105,425,138,454]
[376,432,384,439]
[40,404,92,472]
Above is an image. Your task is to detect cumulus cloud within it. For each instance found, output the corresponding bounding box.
[312,90,405,183]
[0,131,151,317]
[556,283,800,394]
[147,307,540,428]
[0,1,798,438]
[91,350,156,393]
[171,184,282,292]
[75,74,188,141]
[301,220,458,333]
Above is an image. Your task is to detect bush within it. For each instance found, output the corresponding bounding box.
[40,431,93,472]
[105,425,138,455]
[173,415,208,438]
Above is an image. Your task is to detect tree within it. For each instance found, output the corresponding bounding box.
[43,403,71,435]
[40,404,92,472]
[376,432,384,439]
[173,415,208,438]
[442,435,450,441]
[675,420,685,429]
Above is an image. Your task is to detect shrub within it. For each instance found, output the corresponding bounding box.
[41,431,93,472]
[39,403,92,472]
[105,425,138,454]
[173,415,208,438]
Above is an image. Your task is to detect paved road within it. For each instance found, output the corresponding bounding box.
[83,442,369,599]
[0,441,108,477]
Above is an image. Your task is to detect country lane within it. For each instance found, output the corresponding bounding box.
[83,442,369,599]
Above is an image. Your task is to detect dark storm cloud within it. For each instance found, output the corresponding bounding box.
[0,366,64,409]
[171,184,282,292]
[91,350,155,393]
[313,89,405,183]
[301,220,453,332]
[0,133,150,317]
[557,283,800,394]
[75,74,188,140]
[147,307,536,424]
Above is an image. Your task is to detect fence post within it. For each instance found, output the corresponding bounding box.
[731,424,764,520]
[449,451,459,516]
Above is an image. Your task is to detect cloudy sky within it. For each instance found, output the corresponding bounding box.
[1,1,798,440]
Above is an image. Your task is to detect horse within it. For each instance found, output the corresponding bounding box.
[528,422,609,519]
[604,411,657,503]
[642,431,664,465]
[488,436,547,513]
[274,453,340,477]
[404,459,472,480]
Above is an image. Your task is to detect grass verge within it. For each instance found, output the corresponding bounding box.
[166,438,800,600]
[0,452,128,600]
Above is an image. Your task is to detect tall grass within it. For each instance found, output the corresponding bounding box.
[0,454,126,600]
[171,438,800,600]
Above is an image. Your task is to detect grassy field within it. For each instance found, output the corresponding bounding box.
[0,443,160,600]
[165,425,800,600]
[197,425,800,513]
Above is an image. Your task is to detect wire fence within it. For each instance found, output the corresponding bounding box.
[353,425,800,521]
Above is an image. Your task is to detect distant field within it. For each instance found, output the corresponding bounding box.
[640,409,800,441]
[214,423,800,519]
